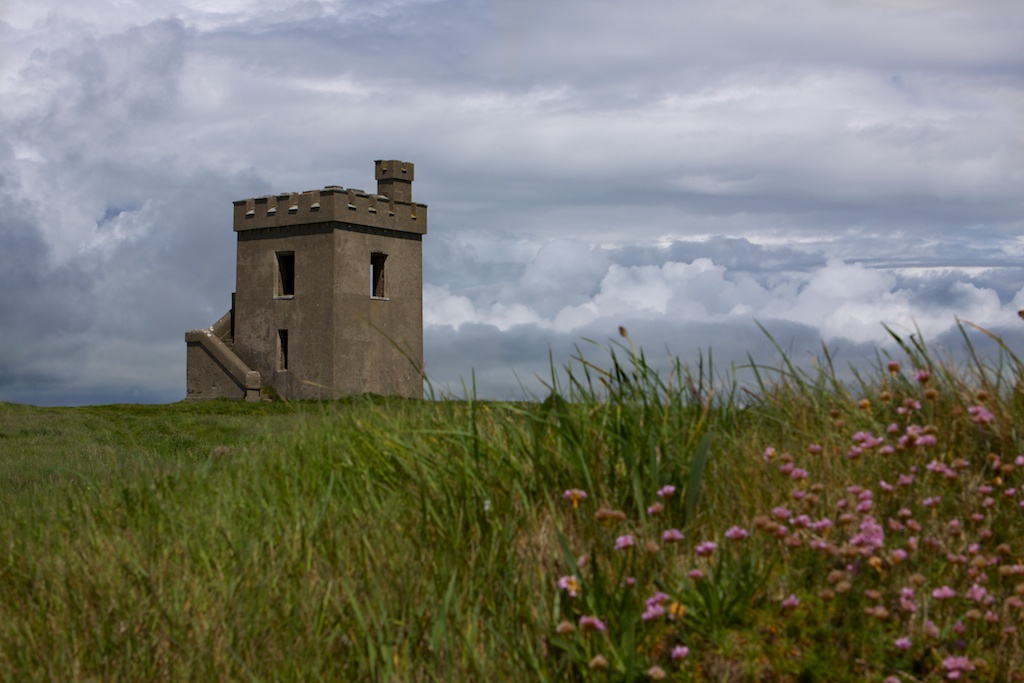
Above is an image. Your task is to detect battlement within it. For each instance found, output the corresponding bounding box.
[233,160,426,235]
[375,159,413,202]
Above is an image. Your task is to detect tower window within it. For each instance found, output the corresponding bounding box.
[370,252,387,298]
[276,252,295,297]
[278,329,289,370]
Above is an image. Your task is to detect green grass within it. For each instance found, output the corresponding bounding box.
[2,325,1024,681]
[0,400,303,502]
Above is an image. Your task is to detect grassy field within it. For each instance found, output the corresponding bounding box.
[1,328,1024,681]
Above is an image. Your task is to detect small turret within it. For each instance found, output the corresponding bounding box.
[375,160,414,202]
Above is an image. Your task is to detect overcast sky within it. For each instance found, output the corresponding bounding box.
[1,0,1022,405]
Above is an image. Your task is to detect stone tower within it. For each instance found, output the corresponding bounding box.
[185,160,426,400]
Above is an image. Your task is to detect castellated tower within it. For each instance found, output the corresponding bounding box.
[185,160,426,400]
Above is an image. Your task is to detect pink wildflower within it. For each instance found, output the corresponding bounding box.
[646,502,664,516]
[563,489,588,508]
[695,541,717,557]
[809,517,832,531]
[725,526,749,540]
[578,615,607,633]
[968,405,994,424]
[656,485,676,498]
[646,591,670,606]
[932,585,956,600]
[642,603,665,621]
[966,584,988,603]
[942,655,975,679]
[558,575,581,598]
[781,594,800,610]
[614,535,635,550]
[899,588,917,613]
[850,516,885,554]
[671,645,690,660]
[895,636,912,650]
[661,528,684,543]
[688,569,704,581]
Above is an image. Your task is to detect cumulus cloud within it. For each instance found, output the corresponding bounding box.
[419,240,1024,397]
[1,0,1022,403]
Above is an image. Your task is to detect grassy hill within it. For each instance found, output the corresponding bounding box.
[1,332,1023,681]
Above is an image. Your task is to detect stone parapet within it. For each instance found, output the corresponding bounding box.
[233,187,427,235]
[210,309,233,341]
[185,326,262,401]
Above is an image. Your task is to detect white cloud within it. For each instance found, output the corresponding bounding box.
[426,245,1024,360]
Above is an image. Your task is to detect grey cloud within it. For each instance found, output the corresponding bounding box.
[487,1,1024,87]
[18,17,189,129]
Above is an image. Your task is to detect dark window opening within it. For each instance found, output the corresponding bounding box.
[276,252,295,297]
[278,329,289,371]
[371,252,387,298]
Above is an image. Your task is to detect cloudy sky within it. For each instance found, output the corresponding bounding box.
[1,0,1022,405]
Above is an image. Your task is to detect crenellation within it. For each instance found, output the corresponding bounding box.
[234,184,427,235]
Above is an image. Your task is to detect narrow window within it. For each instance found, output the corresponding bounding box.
[278,329,289,370]
[370,252,387,298]
[276,251,295,297]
